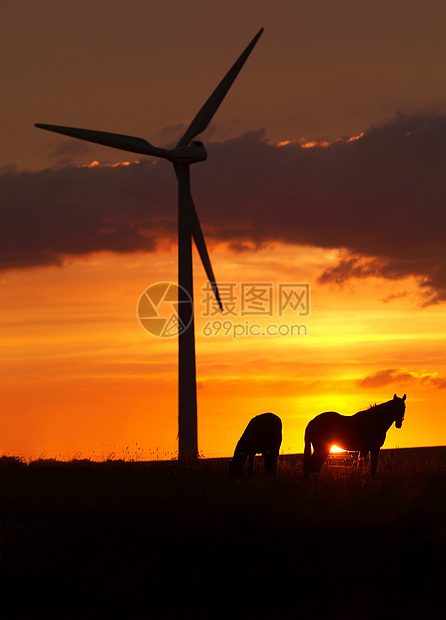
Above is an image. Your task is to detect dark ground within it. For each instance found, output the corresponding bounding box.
[1,448,445,619]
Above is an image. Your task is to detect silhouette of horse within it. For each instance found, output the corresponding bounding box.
[304,394,406,477]
[229,413,282,478]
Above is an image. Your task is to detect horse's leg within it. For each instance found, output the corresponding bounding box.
[370,447,380,476]
[262,451,270,475]
[265,449,279,478]
[313,447,329,474]
[247,453,255,478]
[303,436,312,478]
[272,448,279,478]
[358,450,369,470]
[303,454,311,478]
[263,451,275,477]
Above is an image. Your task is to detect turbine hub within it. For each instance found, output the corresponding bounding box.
[169,141,207,164]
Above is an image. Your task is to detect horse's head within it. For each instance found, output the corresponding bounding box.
[393,393,406,428]
[228,452,247,478]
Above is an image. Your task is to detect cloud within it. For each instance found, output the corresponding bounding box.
[47,139,92,166]
[0,159,177,269]
[358,368,446,389]
[2,111,446,302]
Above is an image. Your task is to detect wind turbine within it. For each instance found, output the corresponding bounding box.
[35,28,263,459]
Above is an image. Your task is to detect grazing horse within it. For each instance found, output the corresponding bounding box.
[303,394,406,477]
[229,413,282,478]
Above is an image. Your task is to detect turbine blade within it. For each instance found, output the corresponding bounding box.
[188,194,223,312]
[35,124,171,159]
[177,28,263,148]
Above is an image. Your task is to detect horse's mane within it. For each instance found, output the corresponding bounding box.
[367,399,394,411]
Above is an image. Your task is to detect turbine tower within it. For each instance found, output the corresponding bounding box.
[35,28,263,459]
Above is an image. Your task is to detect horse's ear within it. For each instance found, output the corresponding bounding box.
[402,394,406,401]
[393,394,397,400]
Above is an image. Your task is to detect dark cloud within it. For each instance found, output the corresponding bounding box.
[0,160,177,269]
[358,368,446,389]
[358,369,414,389]
[1,111,446,302]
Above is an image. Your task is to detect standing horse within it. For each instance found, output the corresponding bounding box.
[229,412,282,478]
[303,394,406,477]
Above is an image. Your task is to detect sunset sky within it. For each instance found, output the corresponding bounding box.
[2,0,446,459]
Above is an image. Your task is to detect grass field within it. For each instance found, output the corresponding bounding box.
[1,448,445,619]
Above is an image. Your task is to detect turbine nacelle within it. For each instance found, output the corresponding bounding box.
[168,141,207,164]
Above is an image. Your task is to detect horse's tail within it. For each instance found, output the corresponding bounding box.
[303,424,312,478]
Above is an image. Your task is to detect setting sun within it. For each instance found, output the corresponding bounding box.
[330,446,346,453]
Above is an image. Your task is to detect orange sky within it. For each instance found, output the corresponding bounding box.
[2,241,445,460]
[2,2,446,460]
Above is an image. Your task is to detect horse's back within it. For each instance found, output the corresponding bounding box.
[239,412,282,452]
[248,412,282,433]
[305,411,348,446]
[253,411,282,425]
[306,411,343,430]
